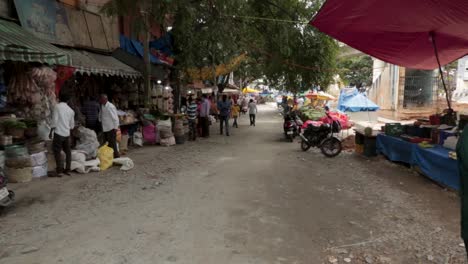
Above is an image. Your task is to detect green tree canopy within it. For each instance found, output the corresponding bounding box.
[337,55,373,89]
[102,0,338,93]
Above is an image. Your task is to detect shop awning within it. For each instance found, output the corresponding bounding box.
[61,48,141,78]
[0,19,71,65]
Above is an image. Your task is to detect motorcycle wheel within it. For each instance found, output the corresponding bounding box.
[320,138,342,157]
[301,140,311,151]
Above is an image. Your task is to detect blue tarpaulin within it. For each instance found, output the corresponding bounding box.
[120,35,165,65]
[338,88,379,112]
[377,134,459,190]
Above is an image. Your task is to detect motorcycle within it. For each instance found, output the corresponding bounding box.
[283,111,303,142]
[299,109,342,157]
[0,168,14,207]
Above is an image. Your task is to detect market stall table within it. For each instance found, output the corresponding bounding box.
[376,134,459,190]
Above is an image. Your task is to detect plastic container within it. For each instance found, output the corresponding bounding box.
[385,123,404,137]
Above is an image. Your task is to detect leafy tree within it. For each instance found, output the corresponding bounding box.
[337,55,373,89]
[102,0,339,93]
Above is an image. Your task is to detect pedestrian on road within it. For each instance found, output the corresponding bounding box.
[99,94,120,158]
[231,104,240,128]
[81,96,100,134]
[457,126,468,256]
[248,99,257,126]
[50,93,75,177]
[187,96,198,141]
[200,94,211,137]
[217,94,232,136]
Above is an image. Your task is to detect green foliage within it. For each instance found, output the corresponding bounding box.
[2,120,27,129]
[337,56,373,88]
[102,0,338,93]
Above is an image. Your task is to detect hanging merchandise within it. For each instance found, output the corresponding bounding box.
[55,66,75,96]
[8,65,58,126]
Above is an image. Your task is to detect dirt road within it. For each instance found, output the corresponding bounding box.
[0,104,465,263]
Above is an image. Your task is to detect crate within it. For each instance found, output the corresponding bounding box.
[385,123,404,137]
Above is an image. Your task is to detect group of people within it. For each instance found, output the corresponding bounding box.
[50,93,120,177]
[185,94,258,140]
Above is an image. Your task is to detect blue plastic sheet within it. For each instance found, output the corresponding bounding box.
[338,88,379,112]
[376,134,415,163]
[377,134,459,190]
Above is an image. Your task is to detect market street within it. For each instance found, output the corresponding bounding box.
[0,104,466,264]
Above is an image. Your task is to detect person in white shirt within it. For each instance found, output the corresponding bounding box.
[99,94,120,158]
[50,93,75,176]
[248,99,258,126]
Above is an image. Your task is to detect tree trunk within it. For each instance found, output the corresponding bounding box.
[143,30,151,108]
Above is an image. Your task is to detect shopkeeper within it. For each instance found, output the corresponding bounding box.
[99,94,120,158]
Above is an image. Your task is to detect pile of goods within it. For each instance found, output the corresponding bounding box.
[157,118,175,146]
[28,140,48,178]
[5,145,32,183]
[173,117,186,144]
[299,106,325,121]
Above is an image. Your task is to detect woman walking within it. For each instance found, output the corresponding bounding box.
[248,99,257,126]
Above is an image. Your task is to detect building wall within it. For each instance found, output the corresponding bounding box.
[454,56,468,100]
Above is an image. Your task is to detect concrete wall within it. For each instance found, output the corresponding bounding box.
[454,56,468,100]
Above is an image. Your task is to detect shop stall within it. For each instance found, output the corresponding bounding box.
[376,119,460,190]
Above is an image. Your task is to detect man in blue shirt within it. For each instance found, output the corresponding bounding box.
[217,94,232,136]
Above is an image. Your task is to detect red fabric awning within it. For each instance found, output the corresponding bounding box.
[310,0,468,70]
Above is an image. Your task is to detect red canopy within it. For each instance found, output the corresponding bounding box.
[310,0,468,70]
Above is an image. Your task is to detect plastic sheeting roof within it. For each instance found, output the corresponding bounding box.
[310,0,468,70]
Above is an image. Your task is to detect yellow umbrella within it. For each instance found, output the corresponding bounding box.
[242,87,261,94]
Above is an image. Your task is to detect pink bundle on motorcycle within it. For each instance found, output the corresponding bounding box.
[302,111,353,130]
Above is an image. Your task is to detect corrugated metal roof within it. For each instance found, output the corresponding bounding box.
[61,48,141,78]
[0,19,71,65]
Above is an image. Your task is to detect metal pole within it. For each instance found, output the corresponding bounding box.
[430,32,452,110]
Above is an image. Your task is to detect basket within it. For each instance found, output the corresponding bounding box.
[6,166,32,183]
[27,140,46,154]
[5,145,28,158]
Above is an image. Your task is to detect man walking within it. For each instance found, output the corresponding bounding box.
[186,96,198,141]
[248,99,258,126]
[99,94,120,158]
[217,94,232,136]
[50,93,75,176]
[200,94,211,137]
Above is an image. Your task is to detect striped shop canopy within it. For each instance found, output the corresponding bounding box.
[60,48,142,78]
[0,19,71,65]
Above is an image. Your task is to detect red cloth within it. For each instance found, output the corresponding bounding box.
[310,0,468,69]
[55,66,75,96]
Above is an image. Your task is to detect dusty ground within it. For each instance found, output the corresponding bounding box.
[0,104,466,264]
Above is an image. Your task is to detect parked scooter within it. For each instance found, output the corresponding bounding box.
[283,111,303,142]
[299,108,342,157]
[0,168,14,207]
